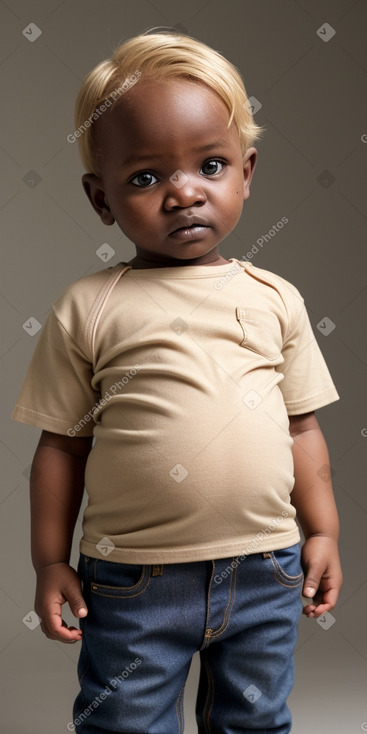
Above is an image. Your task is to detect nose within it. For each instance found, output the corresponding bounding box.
[164,172,207,210]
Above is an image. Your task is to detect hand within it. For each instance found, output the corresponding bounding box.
[34,562,88,643]
[301,535,343,618]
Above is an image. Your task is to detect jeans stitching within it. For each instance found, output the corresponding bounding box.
[269,551,304,588]
[208,563,238,640]
[175,681,186,733]
[90,566,151,598]
[93,561,149,590]
[202,656,214,733]
[200,562,216,649]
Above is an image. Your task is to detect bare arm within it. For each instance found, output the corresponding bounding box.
[289,412,343,618]
[31,430,93,642]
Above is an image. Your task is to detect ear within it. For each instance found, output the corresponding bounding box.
[242,147,258,201]
[81,174,115,225]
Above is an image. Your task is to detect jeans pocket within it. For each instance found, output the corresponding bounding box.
[90,559,151,598]
[264,543,304,588]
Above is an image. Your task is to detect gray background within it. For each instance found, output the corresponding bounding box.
[1,0,366,732]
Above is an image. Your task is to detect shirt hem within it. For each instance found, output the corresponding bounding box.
[79,527,301,564]
[285,386,340,415]
[10,406,95,437]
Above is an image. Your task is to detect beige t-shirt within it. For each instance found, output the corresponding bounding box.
[11,258,340,563]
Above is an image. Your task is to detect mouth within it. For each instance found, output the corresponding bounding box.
[169,224,210,241]
[171,223,209,233]
[169,216,210,233]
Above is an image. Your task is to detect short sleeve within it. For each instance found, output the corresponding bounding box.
[276,300,340,415]
[11,306,99,436]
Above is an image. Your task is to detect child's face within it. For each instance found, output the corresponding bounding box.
[82,77,257,267]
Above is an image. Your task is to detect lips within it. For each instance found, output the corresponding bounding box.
[169,216,210,235]
[173,224,209,233]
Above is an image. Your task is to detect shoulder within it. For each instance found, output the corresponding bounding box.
[50,262,130,353]
[52,262,131,318]
[237,260,306,333]
[53,262,127,311]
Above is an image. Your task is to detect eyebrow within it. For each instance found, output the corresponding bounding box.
[122,141,232,166]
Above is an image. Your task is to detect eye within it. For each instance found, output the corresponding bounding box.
[130,171,158,187]
[201,159,226,176]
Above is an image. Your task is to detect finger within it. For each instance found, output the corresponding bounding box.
[42,616,83,643]
[40,600,83,642]
[303,583,339,614]
[302,601,316,615]
[319,586,339,610]
[304,602,334,618]
[310,588,339,617]
[49,614,83,641]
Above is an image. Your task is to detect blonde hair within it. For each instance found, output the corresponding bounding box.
[73,28,264,175]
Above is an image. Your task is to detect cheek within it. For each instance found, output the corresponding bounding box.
[116,197,149,222]
[223,170,245,200]
[227,183,245,208]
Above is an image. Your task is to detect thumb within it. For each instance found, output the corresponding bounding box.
[70,594,88,619]
[303,568,321,598]
[65,577,88,618]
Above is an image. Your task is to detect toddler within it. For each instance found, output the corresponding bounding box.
[12,29,343,734]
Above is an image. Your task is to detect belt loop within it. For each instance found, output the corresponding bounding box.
[151,564,164,576]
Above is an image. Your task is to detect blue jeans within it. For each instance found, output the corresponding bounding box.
[71,543,303,733]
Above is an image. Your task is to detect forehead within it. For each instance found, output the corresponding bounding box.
[93,77,238,162]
